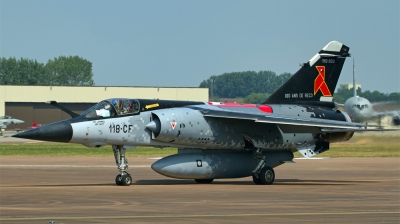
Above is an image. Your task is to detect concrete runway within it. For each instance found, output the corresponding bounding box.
[1,156,399,224]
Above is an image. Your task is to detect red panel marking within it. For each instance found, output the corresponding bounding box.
[217,103,257,108]
[257,105,273,113]
[208,102,273,113]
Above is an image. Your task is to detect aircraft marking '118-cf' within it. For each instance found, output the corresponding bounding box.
[14,41,379,186]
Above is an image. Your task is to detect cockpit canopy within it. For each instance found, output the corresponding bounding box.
[82,98,140,118]
[352,104,369,110]
[0,115,14,119]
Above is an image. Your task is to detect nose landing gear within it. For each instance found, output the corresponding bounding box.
[112,145,132,186]
[115,173,132,186]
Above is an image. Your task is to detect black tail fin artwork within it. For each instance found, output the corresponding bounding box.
[263,41,350,105]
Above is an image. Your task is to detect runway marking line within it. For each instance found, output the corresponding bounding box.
[0,165,150,168]
[1,211,399,221]
[24,141,46,144]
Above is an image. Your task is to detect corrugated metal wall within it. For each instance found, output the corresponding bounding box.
[5,102,96,130]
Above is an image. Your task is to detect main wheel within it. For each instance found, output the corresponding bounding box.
[121,175,132,186]
[115,174,122,186]
[194,179,214,184]
[258,166,275,185]
[252,174,261,185]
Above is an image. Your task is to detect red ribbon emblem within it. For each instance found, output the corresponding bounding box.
[314,66,332,96]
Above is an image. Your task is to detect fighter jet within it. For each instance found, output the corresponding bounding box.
[343,58,400,125]
[0,115,24,136]
[14,41,376,186]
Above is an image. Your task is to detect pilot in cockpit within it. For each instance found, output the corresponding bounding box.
[110,99,140,116]
[112,99,123,115]
[126,99,140,114]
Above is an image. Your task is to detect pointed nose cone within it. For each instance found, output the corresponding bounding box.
[145,121,157,132]
[13,121,72,143]
[15,119,24,124]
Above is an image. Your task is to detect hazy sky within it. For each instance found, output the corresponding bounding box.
[1,0,399,93]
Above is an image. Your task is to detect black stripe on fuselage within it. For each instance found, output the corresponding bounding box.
[307,107,346,121]
[136,99,205,113]
[68,99,206,124]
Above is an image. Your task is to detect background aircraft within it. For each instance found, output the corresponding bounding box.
[14,41,378,186]
[29,120,41,129]
[343,59,400,126]
[0,115,24,136]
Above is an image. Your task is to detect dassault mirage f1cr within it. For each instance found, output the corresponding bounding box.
[14,41,372,186]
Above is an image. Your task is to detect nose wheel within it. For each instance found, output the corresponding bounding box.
[113,145,132,186]
[115,173,132,186]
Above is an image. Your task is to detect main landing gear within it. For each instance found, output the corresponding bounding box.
[251,149,275,185]
[112,145,132,186]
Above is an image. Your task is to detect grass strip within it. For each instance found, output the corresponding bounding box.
[0,144,177,157]
[323,135,399,157]
[0,136,398,157]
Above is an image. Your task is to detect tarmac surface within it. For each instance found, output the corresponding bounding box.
[1,156,399,224]
[1,130,400,223]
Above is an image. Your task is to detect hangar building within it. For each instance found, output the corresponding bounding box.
[0,85,208,130]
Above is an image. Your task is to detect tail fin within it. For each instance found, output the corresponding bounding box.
[263,41,350,105]
[352,57,357,97]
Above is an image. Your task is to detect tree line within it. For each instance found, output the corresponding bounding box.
[200,72,399,104]
[2,56,397,104]
[0,56,94,86]
[199,71,292,98]
[333,86,400,104]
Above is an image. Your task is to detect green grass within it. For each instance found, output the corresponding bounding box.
[325,135,399,157]
[0,135,398,157]
[0,144,177,157]
[294,135,400,157]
